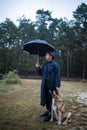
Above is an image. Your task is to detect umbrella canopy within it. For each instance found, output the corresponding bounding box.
[23,39,55,57]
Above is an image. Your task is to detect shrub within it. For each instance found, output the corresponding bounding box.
[4,71,21,84]
[0,73,3,80]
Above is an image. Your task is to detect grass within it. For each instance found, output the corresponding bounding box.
[0,79,87,130]
[0,80,16,92]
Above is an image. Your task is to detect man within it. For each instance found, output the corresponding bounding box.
[35,52,60,121]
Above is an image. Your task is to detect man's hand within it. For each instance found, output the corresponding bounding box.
[56,87,60,94]
[35,63,40,69]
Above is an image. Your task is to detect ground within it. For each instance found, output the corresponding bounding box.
[0,79,87,130]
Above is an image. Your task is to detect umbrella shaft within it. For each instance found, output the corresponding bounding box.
[37,55,39,64]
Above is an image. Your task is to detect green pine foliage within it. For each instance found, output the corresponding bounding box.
[0,3,87,79]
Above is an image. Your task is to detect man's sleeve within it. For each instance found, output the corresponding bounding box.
[36,67,43,76]
[55,63,61,88]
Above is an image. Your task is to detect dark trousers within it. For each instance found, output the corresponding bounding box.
[45,87,52,112]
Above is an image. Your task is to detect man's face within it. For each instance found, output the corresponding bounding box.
[45,53,52,61]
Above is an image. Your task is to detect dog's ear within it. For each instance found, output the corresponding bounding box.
[49,90,52,95]
[53,91,56,95]
[49,90,54,97]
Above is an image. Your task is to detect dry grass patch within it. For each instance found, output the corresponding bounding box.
[0,79,87,130]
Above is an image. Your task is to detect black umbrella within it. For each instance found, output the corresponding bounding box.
[23,39,55,63]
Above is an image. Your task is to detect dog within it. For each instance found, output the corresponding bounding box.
[49,91,59,121]
[49,90,71,125]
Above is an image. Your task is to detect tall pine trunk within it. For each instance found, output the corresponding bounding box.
[66,50,70,80]
[82,49,87,79]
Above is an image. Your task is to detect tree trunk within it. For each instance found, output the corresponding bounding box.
[82,49,87,79]
[66,50,70,80]
[5,49,9,73]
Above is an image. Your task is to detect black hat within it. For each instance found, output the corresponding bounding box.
[47,52,55,59]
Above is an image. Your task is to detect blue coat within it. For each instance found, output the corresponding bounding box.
[37,61,60,106]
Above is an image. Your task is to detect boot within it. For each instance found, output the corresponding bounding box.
[40,111,49,117]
